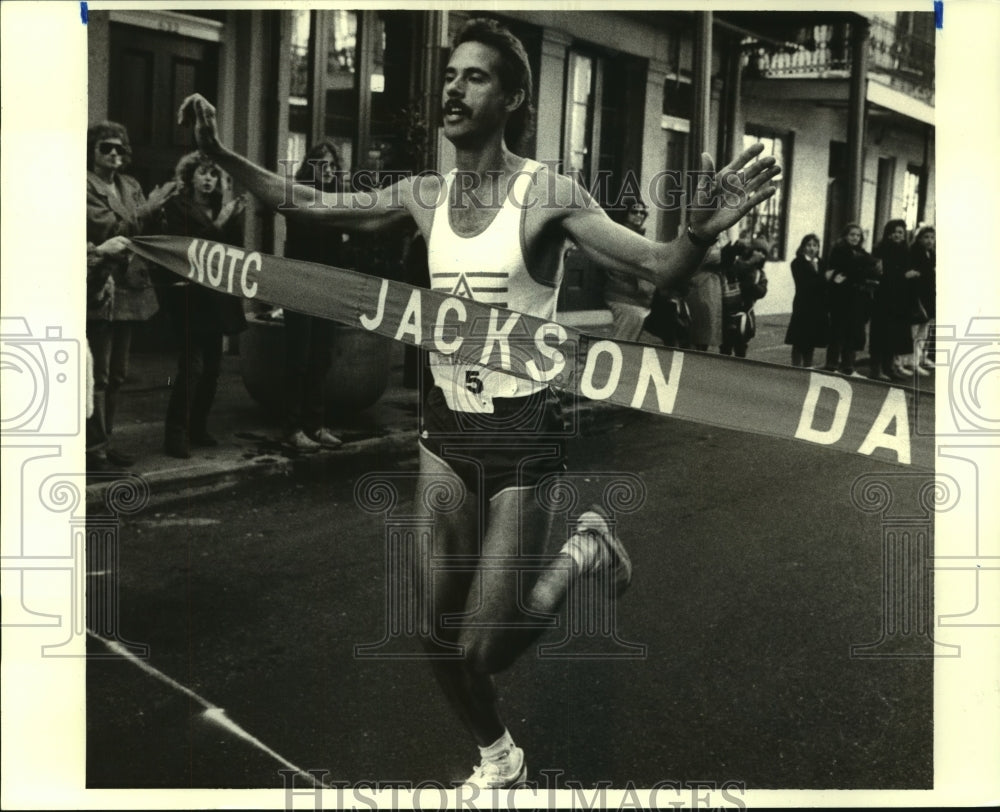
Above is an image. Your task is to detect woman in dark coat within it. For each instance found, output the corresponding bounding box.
[870,219,916,380]
[909,226,936,369]
[784,233,830,367]
[823,223,876,377]
[879,219,929,378]
[160,151,248,458]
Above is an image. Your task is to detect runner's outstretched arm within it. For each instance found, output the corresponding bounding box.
[178,93,413,232]
[561,145,780,290]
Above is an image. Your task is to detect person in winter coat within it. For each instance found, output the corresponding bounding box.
[86,120,177,472]
[719,235,769,357]
[870,219,916,380]
[823,223,877,377]
[159,151,248,458]
[784,233,830,367]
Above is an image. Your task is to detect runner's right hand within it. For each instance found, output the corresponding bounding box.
[178,93,223,155]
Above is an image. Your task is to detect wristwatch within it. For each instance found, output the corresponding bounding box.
[685,225,717,249]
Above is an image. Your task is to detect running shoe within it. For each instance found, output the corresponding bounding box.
[565,505,633,598]
[463,745,527,790]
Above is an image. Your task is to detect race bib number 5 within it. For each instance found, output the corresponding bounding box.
[430,356,517,413]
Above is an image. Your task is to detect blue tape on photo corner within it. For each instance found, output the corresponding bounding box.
[80,2,88,24]
[934,1,943,29]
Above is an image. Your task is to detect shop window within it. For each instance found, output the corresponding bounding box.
[285,10,423,179]
[742,127,791,260]
[285,9,358,173]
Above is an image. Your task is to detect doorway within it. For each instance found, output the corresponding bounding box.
[108,23,220,190]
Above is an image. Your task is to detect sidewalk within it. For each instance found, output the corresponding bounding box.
[85,339,426,511]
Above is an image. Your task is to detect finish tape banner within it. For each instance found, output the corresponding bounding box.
[130,236,933,469]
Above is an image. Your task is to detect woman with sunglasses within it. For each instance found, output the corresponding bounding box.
[85,120,178,473]
[160,152,248,458]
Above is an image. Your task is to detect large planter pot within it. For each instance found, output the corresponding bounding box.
[240,318,392,417]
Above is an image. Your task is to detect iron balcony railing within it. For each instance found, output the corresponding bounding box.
[741,18,934,104]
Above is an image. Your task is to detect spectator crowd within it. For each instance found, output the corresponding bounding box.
[597,195,935,385]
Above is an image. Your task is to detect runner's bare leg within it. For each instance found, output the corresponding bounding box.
[414,447,575,746]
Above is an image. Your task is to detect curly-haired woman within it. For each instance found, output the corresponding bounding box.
[159,151,247,458]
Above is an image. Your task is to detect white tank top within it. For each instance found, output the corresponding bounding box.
[426,159,561,413]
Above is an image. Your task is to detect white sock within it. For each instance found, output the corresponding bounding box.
[560,538,588,573]
[479,729,515,761]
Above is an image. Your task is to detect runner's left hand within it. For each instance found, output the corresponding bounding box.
[687,144,781,243]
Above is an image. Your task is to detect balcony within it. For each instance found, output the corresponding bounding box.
[739,16,934,106]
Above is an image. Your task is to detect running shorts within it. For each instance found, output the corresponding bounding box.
[418,385,569,499]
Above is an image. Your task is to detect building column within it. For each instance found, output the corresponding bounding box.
[435,11,456,173]
[419,11,444,170]
[536,27,573,166]
[642,57,670,241]
[689,11,713,168]
[231,11,281,253]
[847,18,870,224]
[718,34,744,166]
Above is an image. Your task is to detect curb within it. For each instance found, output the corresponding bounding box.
[85,429,419,513]
[84,399,625,513]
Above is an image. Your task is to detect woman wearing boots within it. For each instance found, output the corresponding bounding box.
[160,152,247,458]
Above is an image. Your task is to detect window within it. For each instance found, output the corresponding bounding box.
[286,10,312,168]
[285,10,425,178]
[742,128,791,260]
[903,165,924,232]
[285,9,358,173]
[563,51,598,187]
[561,47,645,212]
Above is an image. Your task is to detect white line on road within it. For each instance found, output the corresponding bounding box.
[88,631,330,788]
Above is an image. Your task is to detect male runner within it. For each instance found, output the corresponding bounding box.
[179,17,779,789]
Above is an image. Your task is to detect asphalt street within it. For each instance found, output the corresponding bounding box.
[85,395,935,793]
